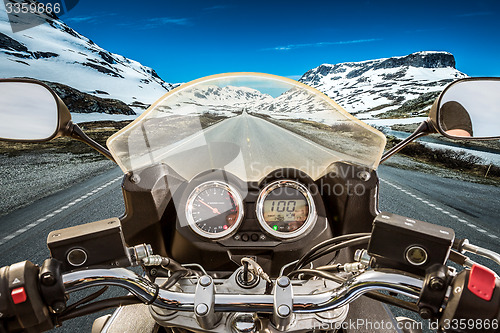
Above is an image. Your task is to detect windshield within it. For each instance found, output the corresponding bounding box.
[107,73,386,182]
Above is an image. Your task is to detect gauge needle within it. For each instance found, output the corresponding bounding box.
[198,199,221,215]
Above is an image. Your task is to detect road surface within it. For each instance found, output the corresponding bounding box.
[134,112,359,182]
[0,114,498,332]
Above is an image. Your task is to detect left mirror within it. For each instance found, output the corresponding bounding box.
[0,79,71,142]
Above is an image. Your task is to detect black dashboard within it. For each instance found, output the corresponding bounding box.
[170,168,332,275]
[119,162,380,277]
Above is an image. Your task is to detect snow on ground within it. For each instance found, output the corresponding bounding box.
[71,113,138,124]
[423,142,500,166]
[364,117,428,127]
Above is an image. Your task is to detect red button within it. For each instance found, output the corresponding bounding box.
[11,287,27,304]
[468,264,496,301]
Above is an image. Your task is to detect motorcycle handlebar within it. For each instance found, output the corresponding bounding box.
[62,267,424,313]
[2,262,500,332]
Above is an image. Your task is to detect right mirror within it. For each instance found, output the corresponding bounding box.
[434,78,500,140]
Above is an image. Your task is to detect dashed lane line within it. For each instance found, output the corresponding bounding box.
[380,178,499,240]
[0,176,123,246]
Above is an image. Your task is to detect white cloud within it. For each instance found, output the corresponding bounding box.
[266,38,381,51]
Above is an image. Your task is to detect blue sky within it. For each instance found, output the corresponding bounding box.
[61,0,500,83]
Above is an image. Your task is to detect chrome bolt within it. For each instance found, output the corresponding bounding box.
[130,174,140,184]
[277,276,290,288]
[195,303,209,316]
[199,275,212,287]
[357,170,371,181]
[277,305,291,317]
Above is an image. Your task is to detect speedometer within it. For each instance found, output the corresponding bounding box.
[186,181,244,239]
[256,180,316,239]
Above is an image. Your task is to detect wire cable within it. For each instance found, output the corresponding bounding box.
[287,268,345,283]
[293,233,370,270]
[160,270,190,289]
[364,291,419,313]
[296,236,371,270]
[58,296,141,322]
[306,236,370,265]
[61,286,109,314]
[60,270,188,322]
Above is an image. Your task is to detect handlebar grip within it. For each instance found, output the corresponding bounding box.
[439,265,500,332]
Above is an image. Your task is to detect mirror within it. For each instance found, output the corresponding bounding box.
[436,78,500,139]
[0,80,61,141]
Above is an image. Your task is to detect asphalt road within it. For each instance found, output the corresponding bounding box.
[143,112,355,182]
[0,114,498,332]
[0,167,125,333]
[378,165,500,254]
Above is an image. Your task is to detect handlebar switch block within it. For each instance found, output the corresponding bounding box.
[0,261,54,332]
[439,265,500,332]
[368,212,455,275]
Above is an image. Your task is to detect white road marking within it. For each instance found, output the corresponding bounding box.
[380,178,499,240]
[0,176,123,246]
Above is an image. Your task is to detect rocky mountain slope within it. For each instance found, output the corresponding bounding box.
[0,1,172,111]
[299,51,468,120]
[43,80,135,115]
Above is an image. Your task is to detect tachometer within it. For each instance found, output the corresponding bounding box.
[186,181,244,239]
[256,180,316,239]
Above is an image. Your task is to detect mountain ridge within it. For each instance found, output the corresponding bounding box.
[0,1,172,110]
[299,51,467,119]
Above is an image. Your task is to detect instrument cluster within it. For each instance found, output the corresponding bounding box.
[183,172,318,241]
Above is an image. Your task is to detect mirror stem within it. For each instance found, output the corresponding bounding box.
[380,120,433,163]
[68,122,116,163]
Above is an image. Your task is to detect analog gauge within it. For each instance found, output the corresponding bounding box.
[256,180,317,239]
[186,181,244,239]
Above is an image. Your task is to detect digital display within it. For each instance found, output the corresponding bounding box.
[258,183,314,236]
[263,198,309,232]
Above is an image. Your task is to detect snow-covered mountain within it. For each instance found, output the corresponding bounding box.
[299,51,467,119]
[0,1,173,109]
[157,83,348,126]
[173,85,272,106]
[154,85,273,117]
[252,87,344,124]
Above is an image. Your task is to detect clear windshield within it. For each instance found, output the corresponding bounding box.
[107,73,386,182]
